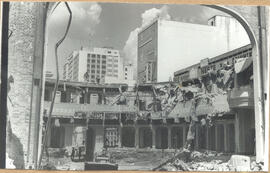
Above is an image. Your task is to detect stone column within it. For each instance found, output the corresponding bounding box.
[195,125,199,150]
[151,126,156,149]
[206,127,209,150]
[118,126,122,148]
[224,124,228,152]
[168,126,172,149]
[234,112,240,153]
[135,126,139,148]
[215,125,218,151]
[183,125,187,146]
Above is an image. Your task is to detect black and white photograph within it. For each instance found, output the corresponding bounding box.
[1,1,269,171]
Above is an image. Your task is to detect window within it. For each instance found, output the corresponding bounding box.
[91,54,96,58]
[91,59,95,63]
[97,55,100,59]
[125,68,128,71]
[97,70,100,74]
[107,51,111,54]
[91,75,95,79]
[102,55,106,59]
[97,60,100,63]
[125,77,127,80]
[91,70,95,73]
[102,65,106,69]
[102,71,106,74]
[104,127,119,147]
[102,60,106,64]
[125,72,128,76]
[87,54,90,58]
[97,65,100,68]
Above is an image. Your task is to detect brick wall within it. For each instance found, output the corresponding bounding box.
[8,2,38,167]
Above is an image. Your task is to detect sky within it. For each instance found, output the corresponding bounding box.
[45,2,230,79]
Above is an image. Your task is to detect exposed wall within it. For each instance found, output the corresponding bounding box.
[8,2,45,168]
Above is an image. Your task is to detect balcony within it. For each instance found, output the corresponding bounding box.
[43,101,137,118]
[228,85,254,108]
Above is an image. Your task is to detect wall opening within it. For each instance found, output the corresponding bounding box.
[121,127,135,147]
[139,127,152,148]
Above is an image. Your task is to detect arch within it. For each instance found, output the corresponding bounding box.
[205,5,265,164]
[42,2,265,165]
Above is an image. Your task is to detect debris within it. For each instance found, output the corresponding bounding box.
[228,155,251,171]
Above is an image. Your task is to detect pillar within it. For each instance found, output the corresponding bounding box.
[168,126,172,149]
[206,127,209,150]
[224,123,228,152]
[195,125,199,150]
[135,126,139,148]
[118,126,122,148]
[183,125,186,146]
[215,125,218,151]
[151,125,156,149]
[27,3,47,169]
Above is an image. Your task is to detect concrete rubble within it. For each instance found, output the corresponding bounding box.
[155,150,263,171]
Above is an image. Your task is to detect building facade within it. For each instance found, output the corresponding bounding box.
[173,44,255,154]
[174,44,252,84]
[137,15,250,84]
[63,47,122,83]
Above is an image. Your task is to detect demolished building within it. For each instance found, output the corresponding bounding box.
[42,44,255,162]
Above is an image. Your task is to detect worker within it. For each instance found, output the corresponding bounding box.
[71,147,75,161]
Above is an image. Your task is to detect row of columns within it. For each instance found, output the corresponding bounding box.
[116,122,236,152]
[118,125,188,149]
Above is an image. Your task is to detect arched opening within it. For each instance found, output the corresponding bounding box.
[35,2,266,170]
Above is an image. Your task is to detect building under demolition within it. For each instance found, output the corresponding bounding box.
[43,42,255,161]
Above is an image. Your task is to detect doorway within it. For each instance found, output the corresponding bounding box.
[85,128,96,161]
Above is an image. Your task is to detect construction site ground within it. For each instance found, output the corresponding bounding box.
[42,147,260,171]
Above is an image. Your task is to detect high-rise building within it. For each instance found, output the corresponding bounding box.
[137,15,250,83]
[124,63,134,81]
[63,47,121,83]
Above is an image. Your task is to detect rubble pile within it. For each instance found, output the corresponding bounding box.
[41,155,84,170]
[250,161,264,171]
[108,149,175,169]
[156,150,231,171]
[156,150,264,171]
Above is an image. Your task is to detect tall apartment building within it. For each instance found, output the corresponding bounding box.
[137,15,250,83]
[63,47,121,83]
